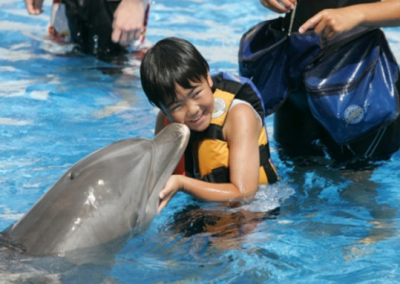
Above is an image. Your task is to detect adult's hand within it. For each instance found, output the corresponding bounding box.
[260,0,296,13]
[298,7,363,40]
[112,0,145,45]
[24,0,44,15]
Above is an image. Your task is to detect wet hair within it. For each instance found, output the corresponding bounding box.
[140,37,209,109]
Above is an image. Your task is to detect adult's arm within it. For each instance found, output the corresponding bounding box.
[112,0,146,45]
[299,0,400,39]
[24,0,44,15]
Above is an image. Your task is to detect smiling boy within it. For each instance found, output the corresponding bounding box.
[140,37,278,212]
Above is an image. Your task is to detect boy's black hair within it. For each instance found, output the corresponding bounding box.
[140,37,210,109]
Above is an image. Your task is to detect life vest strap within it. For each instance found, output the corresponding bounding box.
[201,166,230,183]
[204,124,224,141]
[259,144,278,183]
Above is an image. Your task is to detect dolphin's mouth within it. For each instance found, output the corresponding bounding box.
[157,124,189,173]
[145,123,190,207]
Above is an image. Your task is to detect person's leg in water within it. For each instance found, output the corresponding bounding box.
[274,85,400,248]
[273,88,329,164]
[340,169,398,247]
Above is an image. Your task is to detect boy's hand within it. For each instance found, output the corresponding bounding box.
[112,0,145,45]
[260,0,296,13]
[24,0,44,15]
[157,175,183,213]
[299,8,363,40]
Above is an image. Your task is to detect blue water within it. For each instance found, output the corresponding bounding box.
[1,0,400,283]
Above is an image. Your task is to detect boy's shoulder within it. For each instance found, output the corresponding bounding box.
[211,72,262,99]
[212,72,260,93]
[212,72,252,87]
[211,72,265,117]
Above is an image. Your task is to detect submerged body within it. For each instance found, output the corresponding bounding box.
[0,123,189,263]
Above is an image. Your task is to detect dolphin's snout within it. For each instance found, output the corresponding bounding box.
[154,123,190,144]
[178,123,190,136]
[172,124,190,141]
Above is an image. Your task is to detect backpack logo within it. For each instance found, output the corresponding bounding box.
[344,105,364,126]
[212,98,226,118]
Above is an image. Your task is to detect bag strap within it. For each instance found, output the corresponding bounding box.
[288,4,297,36]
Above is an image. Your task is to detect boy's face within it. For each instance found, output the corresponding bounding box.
[161,72,214,132]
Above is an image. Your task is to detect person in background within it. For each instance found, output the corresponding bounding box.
[24,0,150,57]
[140,37,278,212]
[258,0,400,246]
[259,0,400,167]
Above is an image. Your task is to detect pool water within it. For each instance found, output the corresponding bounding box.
[1,0,400,283]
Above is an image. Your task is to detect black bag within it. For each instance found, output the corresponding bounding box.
[239,18,320,115]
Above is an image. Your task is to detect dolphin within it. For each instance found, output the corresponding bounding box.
[0,123,190,264]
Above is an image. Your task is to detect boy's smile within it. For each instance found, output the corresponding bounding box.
[163,73,214,132]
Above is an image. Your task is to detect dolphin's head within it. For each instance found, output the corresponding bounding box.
[6,123,190,257]
[139,123,190,227]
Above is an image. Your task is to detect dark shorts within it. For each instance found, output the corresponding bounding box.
[61,0,122,55]
[60,0,149,59]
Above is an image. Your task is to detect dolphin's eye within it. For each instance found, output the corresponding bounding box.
[69,172,75,180]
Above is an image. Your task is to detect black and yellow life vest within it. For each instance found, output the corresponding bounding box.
[185,73,278,184]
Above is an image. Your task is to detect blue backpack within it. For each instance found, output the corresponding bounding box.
[304,29,399,145]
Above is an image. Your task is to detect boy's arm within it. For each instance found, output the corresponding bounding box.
[158,103,262,212]
[299,0,400,39]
